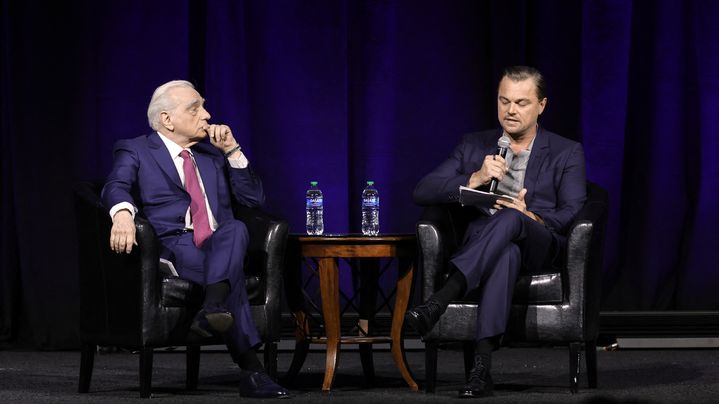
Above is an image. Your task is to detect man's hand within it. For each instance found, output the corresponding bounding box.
[494,188,544,224]
[207,124,241,157]
[110,209,136,254]
[468,154,507,189]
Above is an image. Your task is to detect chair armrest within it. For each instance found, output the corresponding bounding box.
[564,189,608,339]
[416,205,459,301]
[233,205,288,338]
[417,221,444,302]
[133,215,182,345]
[135,215,161,307]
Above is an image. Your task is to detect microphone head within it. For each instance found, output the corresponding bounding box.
[497,135,511,149]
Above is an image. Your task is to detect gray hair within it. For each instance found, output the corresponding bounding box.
[147,80,195,130]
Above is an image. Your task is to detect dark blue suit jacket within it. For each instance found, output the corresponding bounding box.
[101,132,265,239]
[413,127,586,236]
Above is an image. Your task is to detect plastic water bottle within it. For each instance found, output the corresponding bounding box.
[361,181,379,236]
[306,181,324,235]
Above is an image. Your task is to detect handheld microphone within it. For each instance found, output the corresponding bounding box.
[488,136,511,193]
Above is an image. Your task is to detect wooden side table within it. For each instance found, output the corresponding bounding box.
[285,234,418,392]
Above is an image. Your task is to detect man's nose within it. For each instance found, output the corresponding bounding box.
[508,103,518,114]
[202,107,211,120]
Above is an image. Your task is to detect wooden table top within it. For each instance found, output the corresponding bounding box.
[289,233,416,244]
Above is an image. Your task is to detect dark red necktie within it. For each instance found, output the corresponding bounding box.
[179,150,212,247]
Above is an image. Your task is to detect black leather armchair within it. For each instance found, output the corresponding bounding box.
[73,181,287,398]
[415,182,608,393]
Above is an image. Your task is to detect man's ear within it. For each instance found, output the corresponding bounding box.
[538,97,547,115]
[160,111,174,131]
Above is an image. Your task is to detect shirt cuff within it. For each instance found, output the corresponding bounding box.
[109,202,137,220]
[228,151,249,169]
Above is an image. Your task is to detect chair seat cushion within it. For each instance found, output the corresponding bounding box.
[430,272,564,341]
[161,276,203,307]
[160,275,265,307]
[462,272,563,305]
[512,272,563,304]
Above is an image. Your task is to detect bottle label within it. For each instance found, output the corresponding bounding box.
[307,198,323,208]
[362,197,379,207]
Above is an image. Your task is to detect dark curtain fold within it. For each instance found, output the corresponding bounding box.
[1,0,717,348]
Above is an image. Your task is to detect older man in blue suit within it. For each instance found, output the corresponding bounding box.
[406,66,586,398]
[102,80,288,399]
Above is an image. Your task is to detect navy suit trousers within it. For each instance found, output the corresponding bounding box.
[450,208,558,340]
[160,219,261,353]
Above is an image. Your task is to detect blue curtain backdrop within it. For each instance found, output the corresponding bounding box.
[1,0,717,348]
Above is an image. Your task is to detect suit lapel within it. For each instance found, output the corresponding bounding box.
[192,149,220,218]
[524,127,549,204]
[148,133,183,190]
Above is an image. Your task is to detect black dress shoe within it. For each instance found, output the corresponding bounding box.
[190,305,234,338]
[239,371,290,399]
[458,355,493,398]
[404,299,444,336]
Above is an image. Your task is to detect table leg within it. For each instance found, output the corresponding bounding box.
[319,257,341,392]
[358,343,375,386]
[284,311,310,381]
[390,259,418,391]
[358,259,378,384]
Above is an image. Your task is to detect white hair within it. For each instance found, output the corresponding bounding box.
[146,80,195,130]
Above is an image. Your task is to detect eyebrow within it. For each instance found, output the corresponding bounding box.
[185,98,205,109]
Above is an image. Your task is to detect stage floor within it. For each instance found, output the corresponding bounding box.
[0,342,717,403]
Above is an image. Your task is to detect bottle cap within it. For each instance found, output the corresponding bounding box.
[366,181,374,185]
[310,181,318,186]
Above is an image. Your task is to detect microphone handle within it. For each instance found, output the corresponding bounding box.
[489,179,499,193]
[498,146,508,158]
[488,147,508,193]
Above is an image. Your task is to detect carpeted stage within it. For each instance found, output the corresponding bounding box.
[0,342,716,403]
